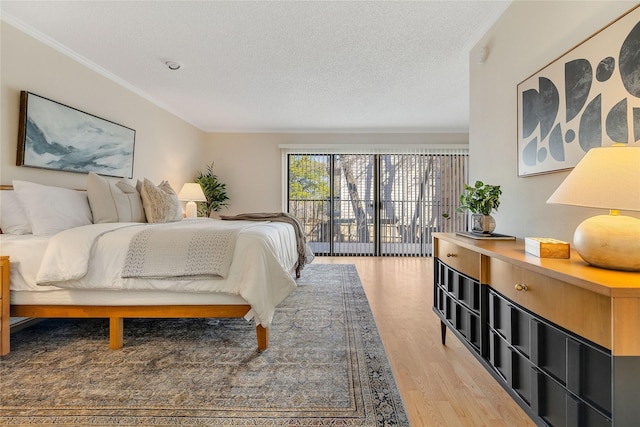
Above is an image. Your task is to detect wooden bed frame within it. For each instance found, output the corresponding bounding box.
[1,185,269,353]
[11,304,268,351]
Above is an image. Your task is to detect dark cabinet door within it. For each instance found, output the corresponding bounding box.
[489,288,612,427]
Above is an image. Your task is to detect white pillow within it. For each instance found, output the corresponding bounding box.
[0,190,32,235]
[139,178,182,223]
[87,172,146,223]
[13,180,93,235]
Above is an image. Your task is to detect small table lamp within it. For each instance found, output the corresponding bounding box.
[547,144,640,271]
[178,183,206,218]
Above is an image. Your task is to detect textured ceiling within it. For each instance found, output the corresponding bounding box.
[1,1,510,133]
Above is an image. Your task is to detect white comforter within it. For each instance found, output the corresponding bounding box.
[2,219,299,327]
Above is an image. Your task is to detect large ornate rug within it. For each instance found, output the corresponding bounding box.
[0,264,408,426]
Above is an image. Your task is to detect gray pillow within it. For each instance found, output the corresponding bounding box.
[139,178,182,223]
[87,172,146,223]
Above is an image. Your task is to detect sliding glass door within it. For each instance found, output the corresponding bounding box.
[287,150,467,257]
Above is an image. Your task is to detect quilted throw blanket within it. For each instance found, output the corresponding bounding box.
[121,221,259,279]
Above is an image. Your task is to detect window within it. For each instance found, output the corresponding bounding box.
[285,147,468,256]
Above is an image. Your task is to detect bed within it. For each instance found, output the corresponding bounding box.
[0,178,309,354]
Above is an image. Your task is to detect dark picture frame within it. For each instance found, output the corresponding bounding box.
[517,5,640,177]
[17,91,136,178]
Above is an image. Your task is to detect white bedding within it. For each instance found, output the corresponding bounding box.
[0,219,299,327]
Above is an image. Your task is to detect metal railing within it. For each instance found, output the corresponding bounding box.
[289,199,461,256]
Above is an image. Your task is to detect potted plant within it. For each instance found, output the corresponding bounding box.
[457,180,502,234]
[195,162,229,217]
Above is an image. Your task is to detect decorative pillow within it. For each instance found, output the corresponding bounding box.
[13,180,93,235]
[139,178,182,223]
[0,190,32,235]
[87,172,146,223]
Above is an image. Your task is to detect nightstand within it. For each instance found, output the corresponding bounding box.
[1,256,9,355]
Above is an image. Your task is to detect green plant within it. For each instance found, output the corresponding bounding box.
[195,162,229,217]
[457,180,501,215]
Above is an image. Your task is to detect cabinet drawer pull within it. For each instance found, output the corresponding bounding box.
[446,253,457,257]
[515,283,528,292]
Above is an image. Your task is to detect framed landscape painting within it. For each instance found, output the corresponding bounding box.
[517,5,640,177]
[17,91,136,178]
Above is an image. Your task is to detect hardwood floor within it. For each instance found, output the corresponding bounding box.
[314,256,536,427]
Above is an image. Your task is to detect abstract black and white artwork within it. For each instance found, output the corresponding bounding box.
[17,92,135,178]
[517,5,640,176]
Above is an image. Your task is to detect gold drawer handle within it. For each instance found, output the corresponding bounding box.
[446,253,457,258]
[515,283,528,292]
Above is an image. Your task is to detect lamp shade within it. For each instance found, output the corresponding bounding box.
[546,145,640,211]
[546,144,640,271]
[178,183,206,202]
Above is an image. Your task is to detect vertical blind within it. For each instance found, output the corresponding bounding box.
[283,145,468,257]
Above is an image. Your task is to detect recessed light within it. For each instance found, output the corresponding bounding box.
[165,60,182,71]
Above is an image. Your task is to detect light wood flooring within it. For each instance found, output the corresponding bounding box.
[314,256,537,427]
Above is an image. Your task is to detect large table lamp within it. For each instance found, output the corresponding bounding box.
[546,144,640,271]
[178,183,207,218]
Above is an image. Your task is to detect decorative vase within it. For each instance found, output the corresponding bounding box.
[471,214,496,234]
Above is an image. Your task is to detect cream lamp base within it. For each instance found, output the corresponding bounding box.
[573,213,640,271]
[185,201,198,218]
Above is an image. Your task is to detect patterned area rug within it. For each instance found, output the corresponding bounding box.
[0,264,408,426]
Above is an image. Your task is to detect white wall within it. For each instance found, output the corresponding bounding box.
[470,1,639,241]
[1,21,205,191]
[204,132,467,215]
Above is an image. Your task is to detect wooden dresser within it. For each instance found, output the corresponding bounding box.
[432,233,640,427]
[1,256,10,356]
